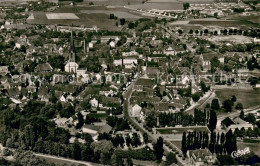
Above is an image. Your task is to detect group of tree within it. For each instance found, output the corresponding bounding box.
[106,116,131,131]
[187,28,260,38]
[222,95,237,112]
[157,112,193,128]
[182,130,237,156]
[247,56,260,70]
[234,127,260,138]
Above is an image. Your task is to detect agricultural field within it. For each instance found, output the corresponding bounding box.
[80,10,141,19]
[27,11,120,30]
[46,13,79,19]
[228,15,260,24]
[207,35,253,44]
[215,88,260,109]
[128,3,184,10]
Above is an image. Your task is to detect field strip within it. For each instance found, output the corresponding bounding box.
[46,13,79,20]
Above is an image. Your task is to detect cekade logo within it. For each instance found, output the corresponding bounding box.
[231,147,250,158]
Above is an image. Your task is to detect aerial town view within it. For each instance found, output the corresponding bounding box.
[0,0,259,165]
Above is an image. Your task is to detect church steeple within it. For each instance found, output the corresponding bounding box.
[69,30,75,62]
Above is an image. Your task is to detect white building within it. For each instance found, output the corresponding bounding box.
[109,41,116,48]
[65,62,78,73]
[90,98,98,108]
[130,104,142,117]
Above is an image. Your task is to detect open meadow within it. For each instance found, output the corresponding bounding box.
[215,88,260,109]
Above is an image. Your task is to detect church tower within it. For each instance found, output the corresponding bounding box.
[65,30,78,73]
[69,30,76,62]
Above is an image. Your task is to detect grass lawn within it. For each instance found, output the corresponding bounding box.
[157,126,210,134]
[215,88,260,109]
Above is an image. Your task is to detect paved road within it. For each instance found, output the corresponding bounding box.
[34,153,94,166]
[185,90,216,114]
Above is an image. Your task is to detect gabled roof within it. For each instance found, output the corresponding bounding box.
[35,63,53,72]
[221,117,234,127]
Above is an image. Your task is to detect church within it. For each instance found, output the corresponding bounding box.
[65,31,79,73]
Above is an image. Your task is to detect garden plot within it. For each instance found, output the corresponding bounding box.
[46,13,79,19]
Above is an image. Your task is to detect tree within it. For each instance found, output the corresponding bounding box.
[154,137,164,161]
[189,29,193,34]
[244,113,256,125]
[119,18,125,25]
[109,14,115,19]
[239,110,245,119]
[178,29,183,35]
[192,93,200,102]
[125,157,133,166]
[210,57,220,73]
[71,142,82,160]
[128,22,136,29]
[222,99,233,112]
[183,3,190,10]
[195,30,199,35]
[20,45,27,53]
[236,103,243,110]
[165,152,177,165]
[256,121,260,128]
[132,133,141,147]
[225,130,237,154]
[231,95,237,103]
[182,132,187,156]
[204,29,209,34]
[200,81,209,93]
[145,112,157,129]
[49,55,65,70]
[76,112,84,129]
[211,98,220,110]
[208,110,217,132]
[143,133,148,144]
